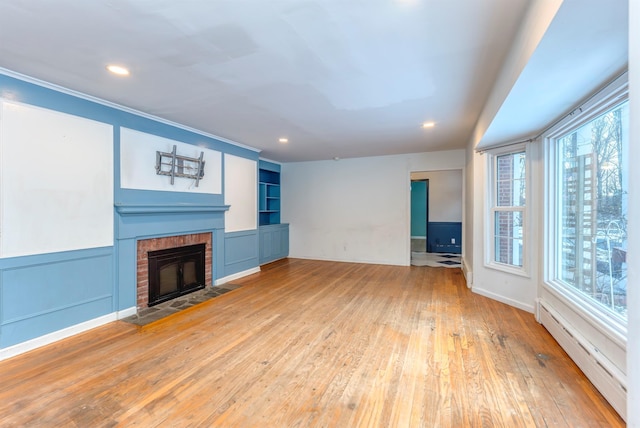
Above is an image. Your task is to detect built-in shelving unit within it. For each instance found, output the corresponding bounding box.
[258,160,289,265]
[259,165,281,226]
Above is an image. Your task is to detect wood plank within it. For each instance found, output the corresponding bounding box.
[0,259,624,426]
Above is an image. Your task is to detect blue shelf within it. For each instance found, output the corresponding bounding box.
[258,161,282,226]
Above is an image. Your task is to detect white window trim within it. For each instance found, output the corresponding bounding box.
[543,73,629,337]
[485,142,531,277]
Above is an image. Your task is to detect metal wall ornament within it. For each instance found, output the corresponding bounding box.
[155,145,205,187]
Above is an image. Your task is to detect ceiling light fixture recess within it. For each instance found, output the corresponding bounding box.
[278,137,289,143]
[106,64,130,76]
[422,121,436,128]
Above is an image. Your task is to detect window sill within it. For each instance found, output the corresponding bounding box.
[542,280,627,347]
[484,261,530,278]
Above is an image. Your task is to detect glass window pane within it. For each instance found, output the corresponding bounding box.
[494,211,523,266]
[495,211,522,239]
[494,236,523,267]
[496,152,526,207]
[556,101,628,317]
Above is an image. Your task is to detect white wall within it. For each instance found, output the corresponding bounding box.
[626,0,638,424]
[282,150,465,266]
[463,144,474,286]
[411,170,462,222]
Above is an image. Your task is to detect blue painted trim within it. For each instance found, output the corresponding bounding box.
[116,189,225,208]
[259,159,281,173]
[0,246,113,269]
[115,208,225,240]
[115,203,230,215]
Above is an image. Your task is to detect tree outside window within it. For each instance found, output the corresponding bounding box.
[557,101,628,318]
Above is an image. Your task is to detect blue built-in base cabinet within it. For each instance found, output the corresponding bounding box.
[259,224,289,265]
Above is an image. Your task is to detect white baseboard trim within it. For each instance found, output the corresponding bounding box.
[471,286,534,313]
[117,306,137,319]
[290,254,408,267]
[0,312,119,362]
[462,258,473,288]
[215,267,261,285]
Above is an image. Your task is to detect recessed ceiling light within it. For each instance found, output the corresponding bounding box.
[422,121,436,128]
[106,65,130,76]
[278,137,289,143]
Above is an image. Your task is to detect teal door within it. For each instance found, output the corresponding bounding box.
[411,180,428,250]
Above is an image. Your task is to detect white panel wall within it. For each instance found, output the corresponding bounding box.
[410,170,463,222]
[120,128,222,194]
[282,150,465,266]
[0,101,113,257]
[224,154,257,232]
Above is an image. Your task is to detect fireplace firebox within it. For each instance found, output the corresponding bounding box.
[148,243,206,306]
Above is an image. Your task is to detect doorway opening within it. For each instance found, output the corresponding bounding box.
[410,170,463,268]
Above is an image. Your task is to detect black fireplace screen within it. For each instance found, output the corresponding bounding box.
[148,243,206,306]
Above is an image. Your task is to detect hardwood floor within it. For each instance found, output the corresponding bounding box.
[0,259,624,427]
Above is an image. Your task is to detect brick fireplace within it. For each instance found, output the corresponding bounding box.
[136,232,213,309]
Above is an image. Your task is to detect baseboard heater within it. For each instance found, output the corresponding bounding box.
[538,299,626,421]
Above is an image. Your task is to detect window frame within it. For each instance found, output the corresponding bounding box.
[543,76,629,334]
[485,142,530,277]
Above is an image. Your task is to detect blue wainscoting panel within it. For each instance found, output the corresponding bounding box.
[427,222,462,254]
[224,230,259,277]
[0,247,114,348]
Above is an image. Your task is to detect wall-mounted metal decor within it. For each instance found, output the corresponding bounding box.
[156,145,205,187]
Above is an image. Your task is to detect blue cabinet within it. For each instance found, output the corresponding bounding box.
[259,224,289,264]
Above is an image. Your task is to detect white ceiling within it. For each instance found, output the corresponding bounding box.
[0,0,628,162]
